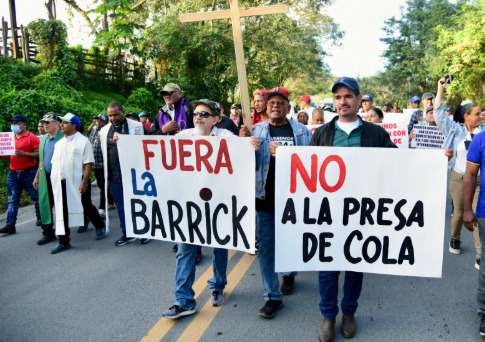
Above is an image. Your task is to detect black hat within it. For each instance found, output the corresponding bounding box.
[8,115,27,124]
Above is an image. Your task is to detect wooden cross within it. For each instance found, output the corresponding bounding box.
[180,1,289,131]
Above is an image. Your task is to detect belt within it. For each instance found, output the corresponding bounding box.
[11,166,36,174]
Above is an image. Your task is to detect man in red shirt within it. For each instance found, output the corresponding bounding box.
[0,115,41,235]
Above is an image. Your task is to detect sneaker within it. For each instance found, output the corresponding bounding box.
[280,275,295,295]
[77,226,88,233]
[36,219,42,226]
[115,235,135,246]
[476,259,480,270]
[172,244,178,253]
[37,231,56,245]
[449,238,461,255]
[51,243,72,254]
[107,204,116,210]
[139,238,150,244]
[162,305,196,319]
[91,179,98,187]
[259,300,283,319]
[249,240,259,255]
[98,209,106,218]
[95,227,106,240]
[0,224,16,235]
[211,291,224,306]
[480,316,485,336]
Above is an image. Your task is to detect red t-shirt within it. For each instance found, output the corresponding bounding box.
[10,130,39,171]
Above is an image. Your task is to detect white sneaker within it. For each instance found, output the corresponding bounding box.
[98,209,106,218]
[91,180,98,187]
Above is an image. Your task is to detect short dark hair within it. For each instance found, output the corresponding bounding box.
[370,107,384,119]
[108,101,124,111]
[461,103,479,119]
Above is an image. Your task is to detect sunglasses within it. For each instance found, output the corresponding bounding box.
[163,91,177,97]
[194,111,215,118]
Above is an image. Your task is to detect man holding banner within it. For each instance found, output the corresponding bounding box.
[162,99,261,319]
[251,87,312,318]
[310,77,396,342]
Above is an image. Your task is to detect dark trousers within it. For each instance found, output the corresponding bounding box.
[7,167,40,225]
[58,179,105,245]
[41,172,55,233]
[94,168,113,210]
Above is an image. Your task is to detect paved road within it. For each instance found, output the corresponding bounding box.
[0,187,483,341]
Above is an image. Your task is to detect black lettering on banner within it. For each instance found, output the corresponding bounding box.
[213,203,230,245]
[362,236,381,263]
[398,236,415,264]
[343,198,360,225]
[303,232,318,262]
[151,200,167,238]
[361,197,375,225]
[304,197,316,224]
[382,236,397,264]
[377,198,393,226]
[344,230,363,264]
[406,201,424,227]
[187,201,205,244]
[393,199,407,231]
[317,198,332,225]
[319,232,334,262]
[131,199,149,234]
[282,198,297,224]
[204,203,212,245]
[168,200,186,242]
[232,196,250,249]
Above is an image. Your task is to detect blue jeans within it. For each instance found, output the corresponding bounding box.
[7,167,40,225]
[175,243,228,310]
[256,210,283,301]
[318,271,363,320]
[109,182,125,233]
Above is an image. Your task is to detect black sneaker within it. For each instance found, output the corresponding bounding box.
[36,219,42,227]
[51,243,72,254]
[195,250,202,265]
[211,291,224,306]
[0,224,16,235]
[280,275,295,295]
[162,305,196,319]
[95,227,106,240]
[139,238,150,244]
[37,232,56,245]
[449,238,461,255]
[259,300,283,319]
[115,235,135,246]
[476,259,480,271]
[172,244,178,252]
[77,226,88,233]
[480,316,485,336]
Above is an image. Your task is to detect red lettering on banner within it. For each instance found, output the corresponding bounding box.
[290,154,318,193]
[393,138,402,144]
[319,155,346,193]
[393,130,406,137]
[161,139,177,170]
[195,139,214,173]
[179,139,194,171]
[143,140,158,170]
[214,139,233,174]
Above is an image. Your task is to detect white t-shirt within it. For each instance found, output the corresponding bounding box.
[336,118,360,135]
[453,127,481,175]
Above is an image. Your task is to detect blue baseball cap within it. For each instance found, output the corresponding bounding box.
[445,107,451,111]
[362,94,374,101]
[59,113,81,128]
[139,112,146,117]
[410,96,421,103]
[8,114,27,124]
[332,77,360,94]
[96,113,108,122]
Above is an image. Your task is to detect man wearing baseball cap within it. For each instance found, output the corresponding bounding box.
[0,115,41,235]
[311,77,396,342]
[298,94,315,121]
[33,112,63,245]
[49,113,106,254]
[149,83,194,135]
[249,87,312,318]
[408,93,434,134]
[88,113,114,222]
[361,94,374,114]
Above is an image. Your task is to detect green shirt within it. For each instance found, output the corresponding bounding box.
[333,118,362,147]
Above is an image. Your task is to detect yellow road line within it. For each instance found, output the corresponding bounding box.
[177,253,256,342]
[140,249,237,342]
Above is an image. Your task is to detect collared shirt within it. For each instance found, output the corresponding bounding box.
[58,132,94,180]
[333,118,362,147]
[89,129,103,170]
[10,130,39,171]
[43,134,57,174]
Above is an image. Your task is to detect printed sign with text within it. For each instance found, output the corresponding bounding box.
[377,122,409,148]
[412,124,446,149]
[0,132,15,156]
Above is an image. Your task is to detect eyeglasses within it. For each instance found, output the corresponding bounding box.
[268,100,286,107]
[163,91,177,97]
[194,111,214,118]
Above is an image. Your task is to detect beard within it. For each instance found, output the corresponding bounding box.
[194,126,206,136]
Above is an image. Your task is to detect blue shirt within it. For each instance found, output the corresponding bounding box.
[467,131,485,217]
[43,135,57,174]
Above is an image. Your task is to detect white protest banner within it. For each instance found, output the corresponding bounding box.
[307,124,323,134]
[324,111,338,123]
[117,135,256,253]
[377,122,409,148]
[0,132,15,156]
[275,147,447,277]
[383,111,413,124]
[412,124,446,149]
